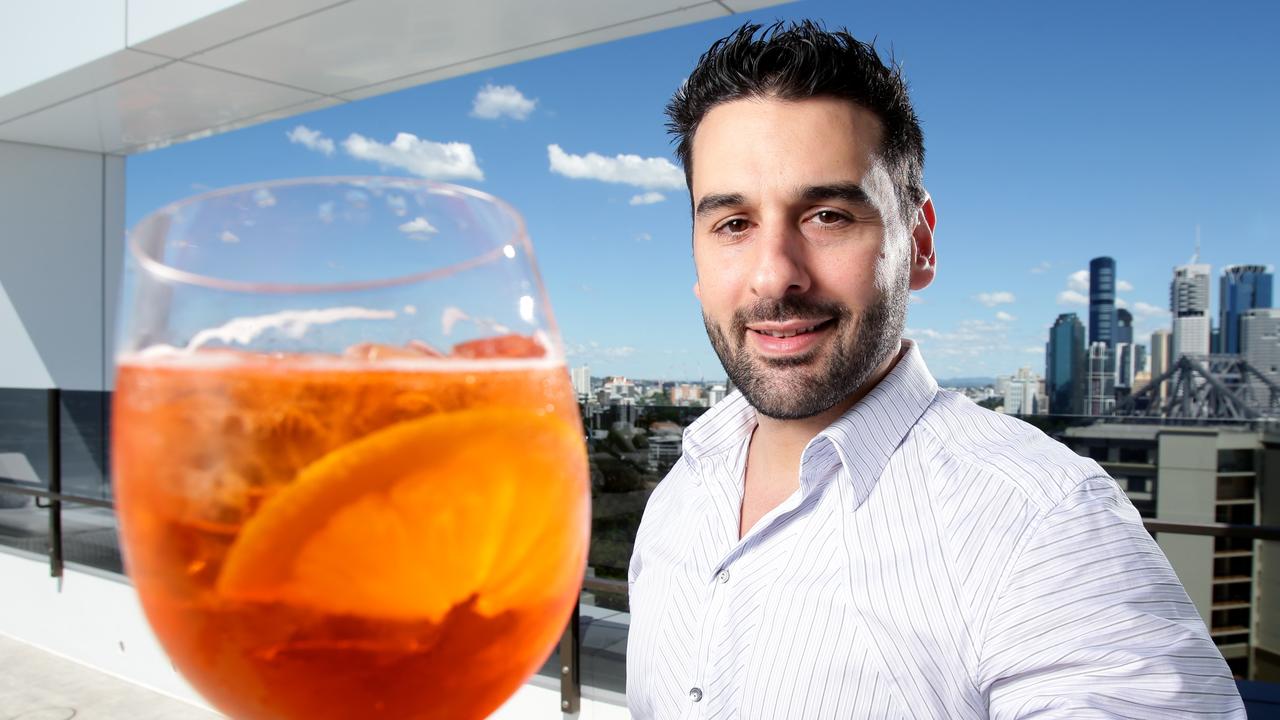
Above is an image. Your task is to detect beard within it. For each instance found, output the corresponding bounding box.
[703,271,909,420]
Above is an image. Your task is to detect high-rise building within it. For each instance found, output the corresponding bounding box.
[669,383,704,405]
[1046,313,1085,415]
[1151,329,1173,402]
[1151,329,1172,372]
[1115,342,1134,390]
[1171,263,1211,360]
[571,365,592,399]
[1062,423,1279,678]
[1085,341,1116,415]
[1089,256,1117,347]
[1115,308,1134,346]
[602,375,636,399]
[1221,265,1274,354]
[1242,308,1280,410]
[707,384,727,406]
[1001,367,1043,415]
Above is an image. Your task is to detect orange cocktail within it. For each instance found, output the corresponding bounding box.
[113,342,587,719]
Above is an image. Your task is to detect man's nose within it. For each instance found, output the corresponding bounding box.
[749,221,811,299]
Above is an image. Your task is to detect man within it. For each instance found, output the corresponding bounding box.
[626,21,1243,719]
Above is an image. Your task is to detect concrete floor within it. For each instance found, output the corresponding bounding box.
[0,633,222,720]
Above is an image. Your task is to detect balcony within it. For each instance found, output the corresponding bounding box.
[5,393,1280,716]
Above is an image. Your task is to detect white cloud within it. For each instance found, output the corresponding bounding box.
[344,132,483,181]
[547,144,683,190]
[906,320,1023,365]
[995,311,1016,322]
[908,327,943,340]
[1117,279,1134,292]
[1067,270,1089,292]
[909,294,925,305]
[975,291,1015,307]
[317,202,335,224]
[398,217,438,239]
[630,192,666,206]
[1030,261,1051,274]
[386,195,407,217]
[1023,346,1043,354]
[1116,298,1129,309]
[1134,301,1168,317]
[286,125,335,156]
[471,84,537,120]
[220,230,240,243]
[252,188,276,207]
[635,232,652,243]
[1057,290,1088,305]
[565,343,637,359]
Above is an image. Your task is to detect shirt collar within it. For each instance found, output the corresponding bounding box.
[680,340,938,502]
[814,339,939,510]
[681,386,757,472]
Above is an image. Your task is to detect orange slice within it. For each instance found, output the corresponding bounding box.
[452,334,545,359]
[217,408,588,622]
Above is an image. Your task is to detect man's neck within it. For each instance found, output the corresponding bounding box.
[747,342,906,488]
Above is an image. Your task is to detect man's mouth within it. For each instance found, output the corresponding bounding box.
[746,319,834,337]
[743,318,835,357]
[750,321,831,338]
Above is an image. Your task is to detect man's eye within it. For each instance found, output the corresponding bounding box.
[812,210,849,225]
[717,218,750,234]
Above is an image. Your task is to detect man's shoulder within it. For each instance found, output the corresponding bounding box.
[913,389,1111,513]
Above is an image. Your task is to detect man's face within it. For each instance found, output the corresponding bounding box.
[690,96,921,420]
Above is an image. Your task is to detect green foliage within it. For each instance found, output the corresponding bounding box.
[592,454,647,494]
[604,428,636,453]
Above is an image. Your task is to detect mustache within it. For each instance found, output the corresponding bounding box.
[730,296,851,334]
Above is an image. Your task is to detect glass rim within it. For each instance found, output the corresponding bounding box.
[127,176,530,295]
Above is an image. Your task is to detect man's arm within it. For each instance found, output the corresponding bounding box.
[978,477,1244,718]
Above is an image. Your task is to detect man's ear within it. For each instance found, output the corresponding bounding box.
[909,193,937,292]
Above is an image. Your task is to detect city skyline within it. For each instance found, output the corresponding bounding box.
[125,0,1280,381]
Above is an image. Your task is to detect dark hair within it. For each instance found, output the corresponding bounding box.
[667,20,925,226]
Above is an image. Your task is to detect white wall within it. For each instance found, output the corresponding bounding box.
[0,141,125,391]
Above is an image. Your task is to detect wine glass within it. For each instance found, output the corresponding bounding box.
[111,177,588,719]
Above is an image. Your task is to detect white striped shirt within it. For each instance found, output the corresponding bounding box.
[626,341,1243,719]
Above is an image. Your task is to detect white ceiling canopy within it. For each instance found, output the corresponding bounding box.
[0,0,784,156]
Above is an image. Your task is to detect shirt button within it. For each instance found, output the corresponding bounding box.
[689,687,703,702]
[717,569,730,584]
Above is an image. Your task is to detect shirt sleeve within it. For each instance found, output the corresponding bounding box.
[978,477,1245,719]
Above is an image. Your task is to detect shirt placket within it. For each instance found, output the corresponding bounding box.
[681,452,748,719]
[683,553,736,719]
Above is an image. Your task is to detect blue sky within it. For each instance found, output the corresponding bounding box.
[126,0,1279,381]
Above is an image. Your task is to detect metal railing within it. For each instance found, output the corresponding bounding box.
[3,390,1278,714]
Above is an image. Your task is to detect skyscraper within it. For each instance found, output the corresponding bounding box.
[1171,263,1211,360]
[1114,309,1135,397]
[1089,256,1117,347]
[1046,313,1085,415]
[1085,341,1116,415]
[1115,342,1134,391]
[1242,308,1280,411]
[1150,329,1172,402]
[1115,308,1134,346]
[571,365,592,399]
[1220,265,1274,354]
[1003,367,1044,415]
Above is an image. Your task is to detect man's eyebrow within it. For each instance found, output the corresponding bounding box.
[694,192,745,218]
[801,183,872,205]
